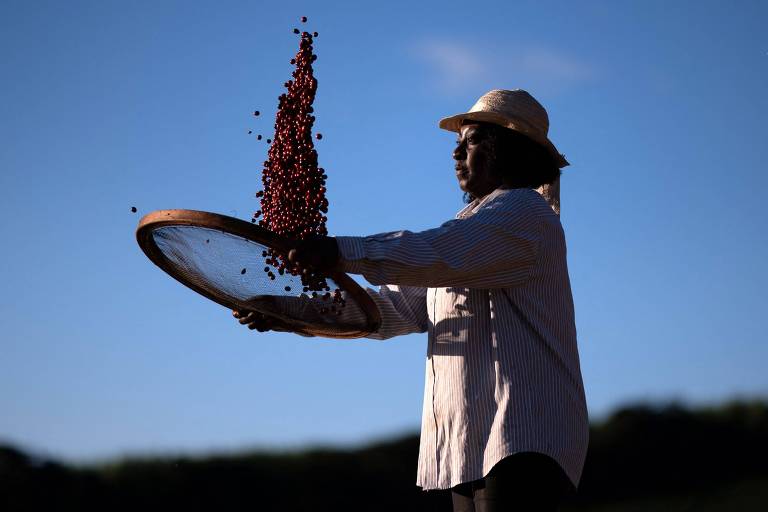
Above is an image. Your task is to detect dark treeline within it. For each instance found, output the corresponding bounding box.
[2,398,767,511]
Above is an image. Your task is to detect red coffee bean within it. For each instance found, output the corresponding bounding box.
[254,24,340,303]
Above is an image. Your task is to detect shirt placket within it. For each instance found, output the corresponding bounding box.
[429,287,440,484]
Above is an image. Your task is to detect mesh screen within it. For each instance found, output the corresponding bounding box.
[152,225,374,337]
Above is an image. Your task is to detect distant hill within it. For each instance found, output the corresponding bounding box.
[2,398,767,511]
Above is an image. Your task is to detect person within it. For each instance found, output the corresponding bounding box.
[234,89,589,511]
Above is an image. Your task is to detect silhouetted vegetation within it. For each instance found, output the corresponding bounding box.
[2,398,767,511]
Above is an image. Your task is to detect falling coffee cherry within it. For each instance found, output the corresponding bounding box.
[255,25,342,307]
[257,134,262,140]
[241,268,247,275]
[253,110,260,116]
[301,16,307,22]
[248,130,252,134]
[285,286,291,291]
[131,206,137,213]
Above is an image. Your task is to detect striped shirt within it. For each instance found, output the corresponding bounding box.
[335,186,589,491]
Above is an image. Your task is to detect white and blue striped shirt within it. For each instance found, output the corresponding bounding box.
[335,186,589,491]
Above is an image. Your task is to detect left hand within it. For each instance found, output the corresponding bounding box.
[286,235,340,273]
[233,309,292,332]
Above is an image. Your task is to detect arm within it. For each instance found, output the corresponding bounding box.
[234,284,427,340]
[336,189,544,289]
[363,284,428,340]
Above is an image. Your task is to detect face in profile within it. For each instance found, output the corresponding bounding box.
[453,123,503,200]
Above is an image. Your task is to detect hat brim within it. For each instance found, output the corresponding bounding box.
[439,111,570,168]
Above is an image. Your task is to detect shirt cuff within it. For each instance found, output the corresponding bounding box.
[336,236,366,274]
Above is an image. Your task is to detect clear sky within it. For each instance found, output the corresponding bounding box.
[1,0,766,464]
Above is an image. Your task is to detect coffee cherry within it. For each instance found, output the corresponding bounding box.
[253,22,341,306]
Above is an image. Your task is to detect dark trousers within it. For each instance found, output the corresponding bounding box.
[451,452,574,512]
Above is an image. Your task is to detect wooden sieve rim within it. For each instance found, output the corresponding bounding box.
[136,209,382,339]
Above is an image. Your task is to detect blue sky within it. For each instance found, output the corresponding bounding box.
[1,0,766,463]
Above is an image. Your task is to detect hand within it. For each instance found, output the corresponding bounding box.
[233,309,291,332]
[287,235,340,273]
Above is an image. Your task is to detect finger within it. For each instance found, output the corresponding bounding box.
[250,321,270,332]
[252,317,280,332]
[239,312,261,325]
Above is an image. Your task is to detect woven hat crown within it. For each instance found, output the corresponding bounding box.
[471,89,549,136]
[439,89,569,167]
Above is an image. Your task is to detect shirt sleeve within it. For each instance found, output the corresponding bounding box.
[363,284,428,340]
[335,190,543,289]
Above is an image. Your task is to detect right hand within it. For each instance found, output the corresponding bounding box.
[233,309,291,332]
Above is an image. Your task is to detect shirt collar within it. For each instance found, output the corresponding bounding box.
[455,187,512,219]
[455,186,547,219]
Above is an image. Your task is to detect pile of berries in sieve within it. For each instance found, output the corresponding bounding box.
[251,17,344,315]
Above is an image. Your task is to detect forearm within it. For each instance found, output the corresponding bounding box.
[267,284,427,340]
[335,190,545,289]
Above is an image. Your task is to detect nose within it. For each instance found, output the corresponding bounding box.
[453,142,466,161]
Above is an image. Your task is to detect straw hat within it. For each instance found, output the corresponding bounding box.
[439,89,569,168]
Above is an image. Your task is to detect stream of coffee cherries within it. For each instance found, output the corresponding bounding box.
[251,17,343,316]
